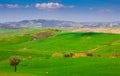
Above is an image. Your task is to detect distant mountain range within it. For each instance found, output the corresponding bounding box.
[81,21,120,28]
[0,19,120,29]
[0,19,82,29]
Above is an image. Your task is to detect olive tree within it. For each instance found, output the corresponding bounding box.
[9,56,21,72]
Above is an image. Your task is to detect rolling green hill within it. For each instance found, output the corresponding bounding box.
[1,30,120,76]
[1,32,120,61]
[3,32,120,53]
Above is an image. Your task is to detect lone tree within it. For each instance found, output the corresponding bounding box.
[9,56,21,72]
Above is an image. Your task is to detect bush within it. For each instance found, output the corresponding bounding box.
[52,53,63,58]
[86,52,93,56]
[64,52,74,57]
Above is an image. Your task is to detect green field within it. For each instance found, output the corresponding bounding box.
[0,28,120,76]
[0,57,120,76]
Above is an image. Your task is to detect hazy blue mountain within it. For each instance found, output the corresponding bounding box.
[0,19,82,29]
[0,19,120,29]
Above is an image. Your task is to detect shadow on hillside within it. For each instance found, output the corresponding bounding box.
[80,32,101,36]
[73,32,103,37]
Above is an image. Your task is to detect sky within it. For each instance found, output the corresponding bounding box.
[0,0,120,23]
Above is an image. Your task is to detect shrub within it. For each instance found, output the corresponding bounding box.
[64,52,74,57]
[9,56,22,72]
[86,52,93,56]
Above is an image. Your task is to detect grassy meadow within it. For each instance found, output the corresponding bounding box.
[0,28,120,76]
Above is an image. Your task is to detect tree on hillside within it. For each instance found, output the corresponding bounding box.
[9,56,21,72]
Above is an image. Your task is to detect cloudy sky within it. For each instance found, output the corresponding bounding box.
[0,0,120,22]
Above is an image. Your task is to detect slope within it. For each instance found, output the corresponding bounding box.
[1,32,120,56]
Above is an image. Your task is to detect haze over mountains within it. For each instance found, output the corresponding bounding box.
[0,19,120,29]
[0,19,82,29]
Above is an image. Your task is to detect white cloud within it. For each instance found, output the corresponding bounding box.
[35,2,63,9]
[6,4,21,8]
[0,3,74,9]
[35,2,74,9]
[2,4,32,8]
